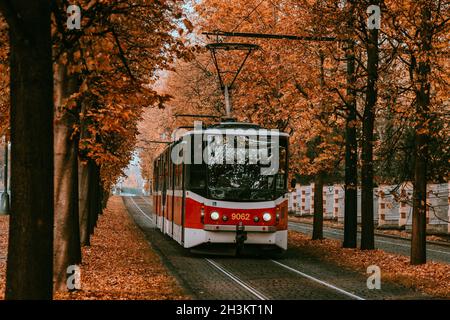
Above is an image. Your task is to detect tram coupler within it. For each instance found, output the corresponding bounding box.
[235,222,247,255]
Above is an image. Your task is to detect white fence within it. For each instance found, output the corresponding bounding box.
[288,182,450,233]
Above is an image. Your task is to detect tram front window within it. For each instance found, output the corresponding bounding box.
[206,135,287,201]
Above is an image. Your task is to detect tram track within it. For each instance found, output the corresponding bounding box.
[205,258,269,300]
[125,196,431,300]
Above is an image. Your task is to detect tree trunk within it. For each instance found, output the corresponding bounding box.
[312,175,324,240]
[411,4,432,265]
[361,4,379,250]
[411,133,428,264]
[53,60,82,292]
[88,160,100,236]
[78,100,92,246]
[312,53,326,241]
[2,0,54,299]
[343,5,358,248]
[78,160,91,246]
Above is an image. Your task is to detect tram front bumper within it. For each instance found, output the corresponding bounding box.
[203,224,277,232]
[182,225,287,250]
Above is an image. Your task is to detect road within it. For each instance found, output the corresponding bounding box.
[123,196,433,300]
[288,222,450,264]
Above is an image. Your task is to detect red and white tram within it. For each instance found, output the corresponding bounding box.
[152,120,289,253]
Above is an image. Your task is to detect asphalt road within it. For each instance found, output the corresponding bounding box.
[123,196,433,300]
[288,222,450,264]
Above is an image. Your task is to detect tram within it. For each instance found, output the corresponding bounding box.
[152,120,289,253]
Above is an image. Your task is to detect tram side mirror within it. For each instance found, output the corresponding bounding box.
[290,178,297,189]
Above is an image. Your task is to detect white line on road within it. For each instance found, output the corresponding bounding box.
[271,260,365,300]
[129,196,153,223]
[289,222,450,256]
[205,258,268,300]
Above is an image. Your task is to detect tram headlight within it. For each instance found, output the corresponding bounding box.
[210,211,220,221]
[262,213,272,222]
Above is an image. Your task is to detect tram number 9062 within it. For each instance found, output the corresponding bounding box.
[231,213,250,221]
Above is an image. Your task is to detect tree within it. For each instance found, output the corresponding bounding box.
[53,54,82,291]
[384,0,450,264]
[343,0,358,249]
[0,0,54,299]
[409,2,433,265]
[360,0,381,250]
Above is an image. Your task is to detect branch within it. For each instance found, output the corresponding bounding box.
[111,26,136,82]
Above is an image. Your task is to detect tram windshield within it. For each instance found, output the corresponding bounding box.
[206,134,287,201]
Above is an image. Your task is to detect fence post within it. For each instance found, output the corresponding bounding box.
[378,185,386,226]
[300,186,305,215]
[333,184,339,220]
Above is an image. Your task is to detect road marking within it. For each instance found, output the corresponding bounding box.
[271,260,365,300]
[205,258,268,300]
[129,196,153,223]
[289,222,450,256]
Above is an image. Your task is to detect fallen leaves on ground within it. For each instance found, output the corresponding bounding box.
[55,196,188,300]
[288,231,450,298]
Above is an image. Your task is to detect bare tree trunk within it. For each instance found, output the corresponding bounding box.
[312,53,326,241]
[88,160,100,236]
[411,133,428,265]
[411,4,432,265]
[2,0,54,299]
[312,175,324,240]
[361,2,379,250]
[53,60,82,292]
[78,160,91,246]
[343,1,358,249]
[77,100,92,246]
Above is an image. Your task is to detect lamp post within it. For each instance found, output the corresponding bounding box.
[0,135,10,215]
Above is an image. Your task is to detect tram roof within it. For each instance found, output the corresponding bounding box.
[153,122,289,161]
[174,122,289,140]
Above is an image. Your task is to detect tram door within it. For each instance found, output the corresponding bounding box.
[155,158,160,227]
[170,148,175,237]
[168,147,174,236]
[181,163,186,245]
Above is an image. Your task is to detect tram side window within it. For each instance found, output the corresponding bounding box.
[175,164,182,189]
[189,164,206,195]
[153,163,158,192]
[168,152,173,190]
[164,152,169,191]
[155,158,161,191]
[173,165,177,189]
